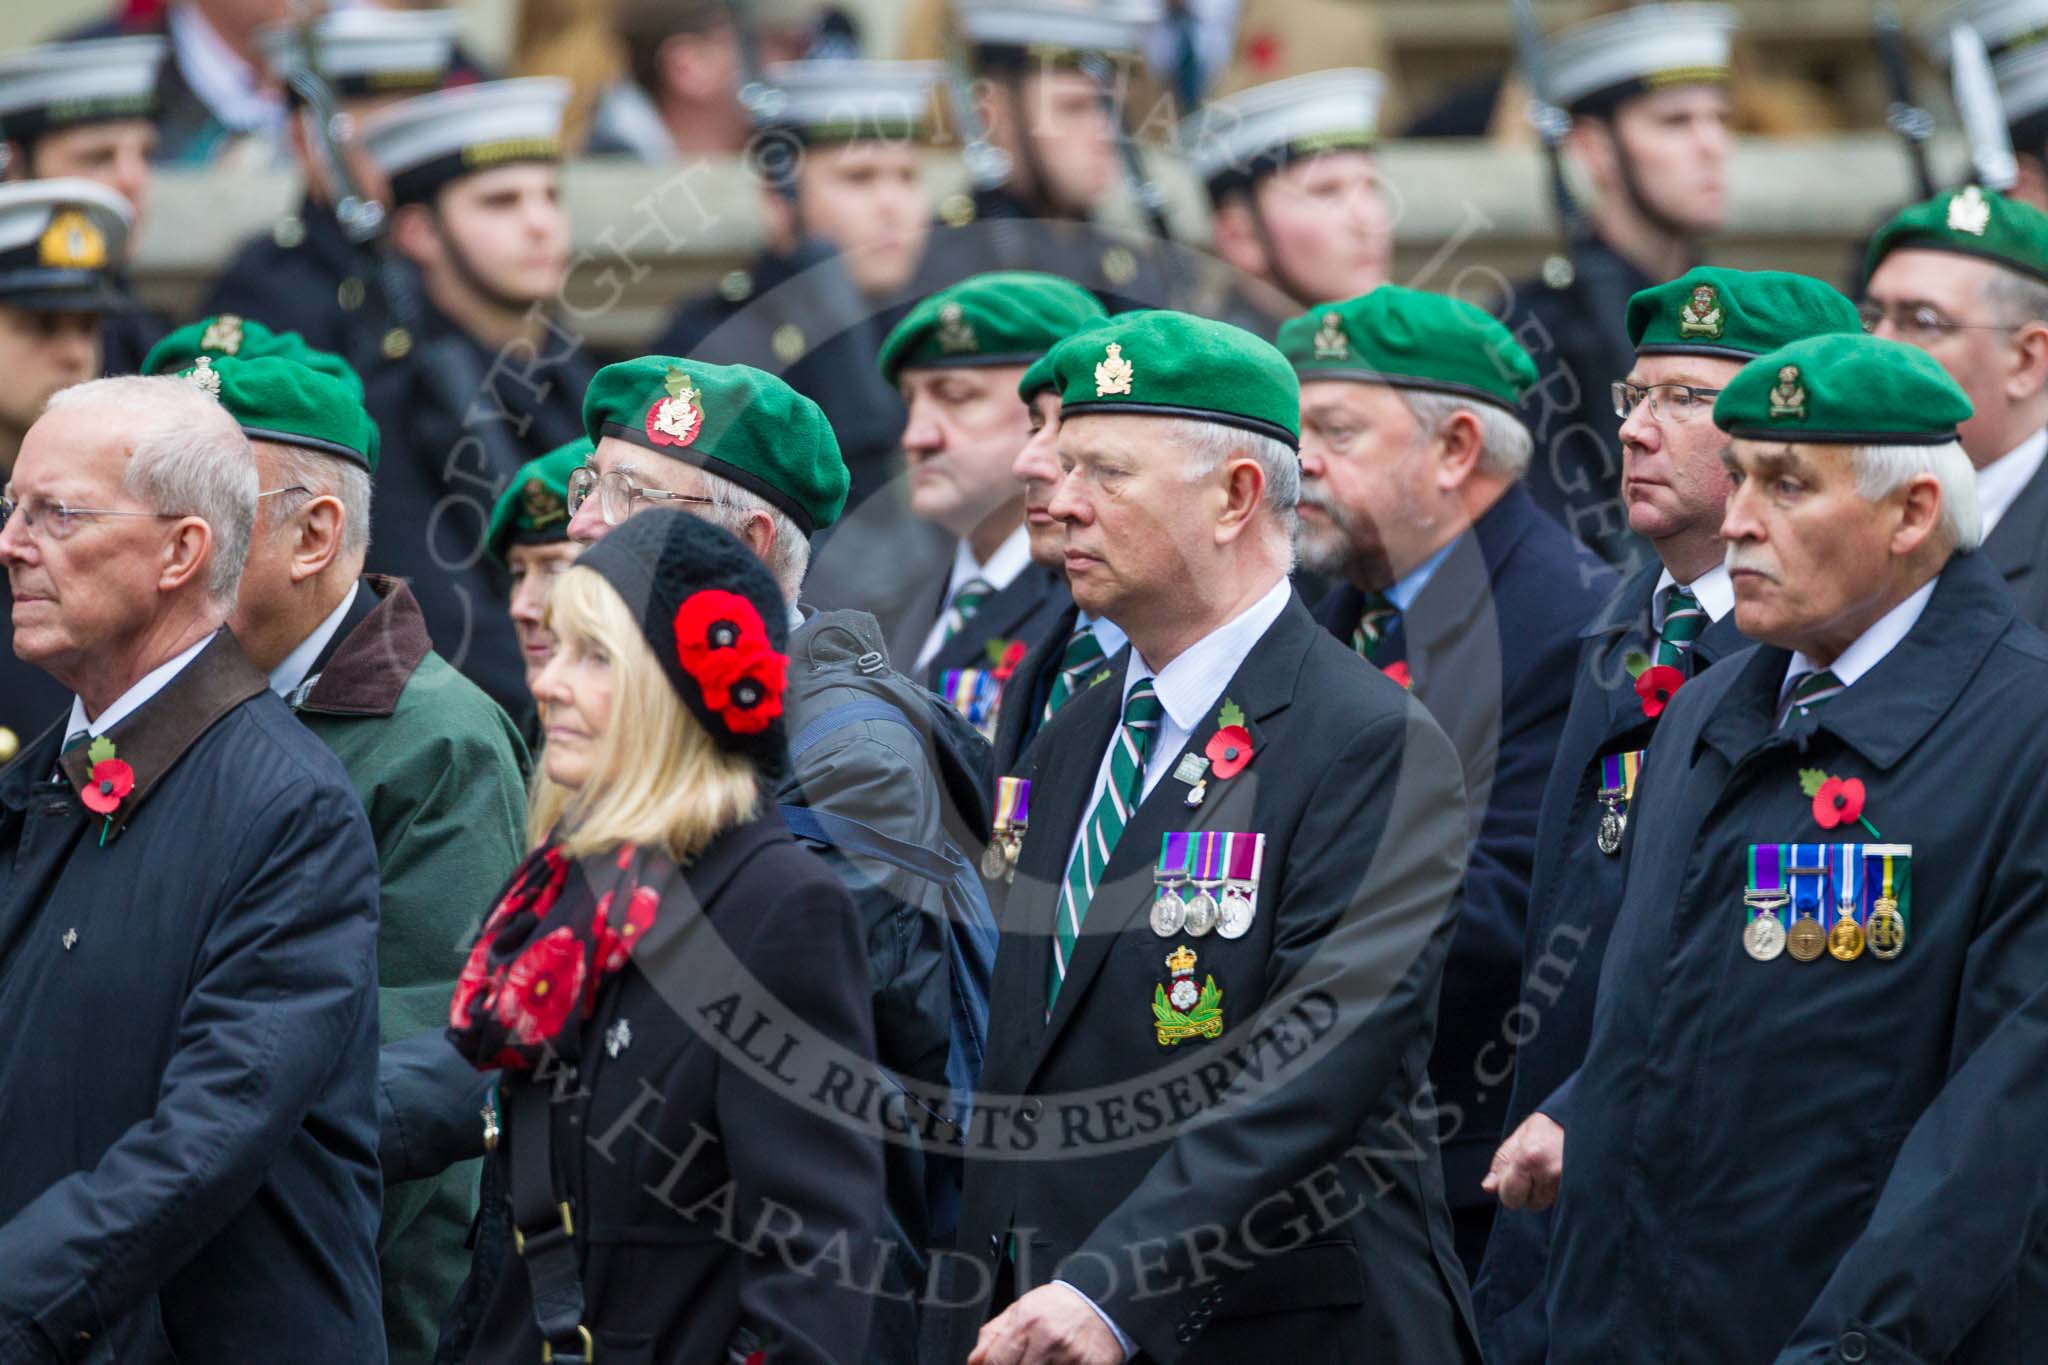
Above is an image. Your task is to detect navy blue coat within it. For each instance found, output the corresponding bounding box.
[1547,550,2048,1362]
[1472,559,1747,1365]
[0,632,384,1362]
[1314,482,1614,1266]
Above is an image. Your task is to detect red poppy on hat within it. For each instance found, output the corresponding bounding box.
[674,589,770,661]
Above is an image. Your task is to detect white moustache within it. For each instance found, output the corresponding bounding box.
[1724,545,1778,581]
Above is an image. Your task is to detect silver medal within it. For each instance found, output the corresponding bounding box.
[1150,891,1187,937]
[1596,803,1625,856]
[1217,887,1254,939]
[981,842,1010,881]
[1183,889,1219,936]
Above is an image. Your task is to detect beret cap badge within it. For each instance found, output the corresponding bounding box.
[200,314,244,354]
[1094,341,1135,397]
[1313,312,1350,360]
[38,210,107,271]
[184,355,222,397]
[645,366,704,449]
[1768,364,1807,419]
[936,301,979,354]
[1948,185,1992,236]
[1677,284,1724,339]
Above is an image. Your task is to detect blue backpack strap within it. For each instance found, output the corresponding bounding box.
[787,698,916,762]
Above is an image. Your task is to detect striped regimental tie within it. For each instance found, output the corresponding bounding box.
[1655,584,1708,671]
[1350,592,1399,665]
[1778,668,1845,727]
[940,577,993,645]
[1041,622,1107,723]
[1049,678,1164,1010]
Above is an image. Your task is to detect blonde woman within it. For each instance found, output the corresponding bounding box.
[447,510,884,1364]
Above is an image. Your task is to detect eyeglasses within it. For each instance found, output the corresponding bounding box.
[565,466,716,527]
[1856,301,2021,344]
[258,484,312,500]
[1611,381,1724,425]
[0,494,182,542]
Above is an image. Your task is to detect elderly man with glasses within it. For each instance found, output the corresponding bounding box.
[1473,266,1863,1365]
[0,375,385,1360]
[1862,185,2048,629]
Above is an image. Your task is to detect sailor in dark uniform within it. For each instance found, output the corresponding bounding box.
[1179,69,1392,342]
[651,59,944,512]
[1497,4,1738,572]
[912,0,1175,315]
[0,36,170,375]
[202,8,469,374]
[355,77,597,720]
[0,179,133,765]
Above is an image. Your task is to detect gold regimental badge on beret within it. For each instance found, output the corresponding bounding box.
[1094,341,1134,397]
[1677,284,1724,340]
[1314,312,1349,360]
[1768,364,1806,420]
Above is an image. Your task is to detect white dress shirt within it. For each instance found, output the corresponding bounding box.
[168,0,284,136]
[1652,561,1735,628]
[912,524,1034,674]
[64,632,215,740]
[1778,575,1937,711]
[269,581,359,700]
[1974,429,2048,538]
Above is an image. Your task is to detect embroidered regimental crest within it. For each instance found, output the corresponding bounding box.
[1313,312,1350,359]
[201,314,245,355]
[936,301,978,354]
[184,355,222,396]
[645,367,704,448]
[1677,284,1724,339]
[522,477,567,531]
[1768,364,1807,419]
[38,210,106,270]
[1095,342,1135,397]
[1948,184,1992,236]
[1152,943,1223,1046]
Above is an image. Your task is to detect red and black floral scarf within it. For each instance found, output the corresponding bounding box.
[448,841,670,1071]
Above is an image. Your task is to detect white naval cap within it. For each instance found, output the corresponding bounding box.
[0,36,165,146]
[360,77,570,207]
[0,178,133,311]
[1179,68,1385,196]
[258,8,464,102]
[1996,39,2048,145]
[750,60,945,141]
[954,0,1160,66]
[1926,0,2048,62]
[1540,3,1738,115]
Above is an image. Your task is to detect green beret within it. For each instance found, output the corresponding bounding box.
[142,313,364,399]
[1713,333,1972,446]
[1627,267,1863,360]
[1019,350,1057,401]
[1278,285,1536,414]
[172,353,380,470]
[1865,184,2048,285]
[581,356,848,535]
[879,271,1108,385]
[1046,310,1301,448]
[486,436,588,565]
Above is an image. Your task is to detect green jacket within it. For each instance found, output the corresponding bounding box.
[291,576,529,1365]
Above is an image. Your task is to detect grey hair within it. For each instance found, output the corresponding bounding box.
[1398,389,1534,479]
[1852,439,1981,552]
[46,375,256,603]
[1162,417,1301,541]
[1981,263,2048,328]
[258,442,373,560]
[699,470,812,603]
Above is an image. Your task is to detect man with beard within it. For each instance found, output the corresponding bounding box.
[1473,266,1863,1365]
[356,77,597,719]
[1499,4,1738,571]
[1285,285,1613,1280]
[1180,69,1393,342]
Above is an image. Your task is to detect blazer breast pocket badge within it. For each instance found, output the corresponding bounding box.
[1153,943,1223,1046]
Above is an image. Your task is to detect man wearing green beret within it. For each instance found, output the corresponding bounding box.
[485,435,589,750]
[1279,284,1615,1284]
[1473,266,1863,1365]
[561,353,992,1364]
[1547,332,2048,1361]
[171,351,530,1365]
[841,271,1105,706]
[1863,184,2048,630]
[946,310,1480,1365]
[142,311,365,397]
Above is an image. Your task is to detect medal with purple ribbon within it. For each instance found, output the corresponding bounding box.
[1217,832,1264,939]
[1184,831,1225,936]
[1152,831,1192,936]
[1743,843,1787,961]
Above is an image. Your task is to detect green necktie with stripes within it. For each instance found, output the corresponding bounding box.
[941,576,993,645]
[1042,622,1107,722]
[1779,668,1845,727]
[1350,592,1398,664]
[1655,584,1708,670]
[1050,678,1163,1010]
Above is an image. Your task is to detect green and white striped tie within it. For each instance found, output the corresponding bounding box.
[1350,592,1398,664]
[1050,678,1163,1010]
[940,577,993,645]
[1779,668,1845,727]
[1042,622,1107,723]
[1655,584,1708,670]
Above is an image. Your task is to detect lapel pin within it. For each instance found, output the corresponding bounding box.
[61,927,77,951]
[604,1018,633,1058]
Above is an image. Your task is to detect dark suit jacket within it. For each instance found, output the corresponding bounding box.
[918,564,1072,694]
[1312,484,1616,1222]
[1984,449,2048,632]
[991,600,1076,777]
[936,594,1482,1365]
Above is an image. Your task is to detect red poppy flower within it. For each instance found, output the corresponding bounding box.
[80,757,135,815]
[494,927,588,1045]
[1205,724,1255,780]
[450,935,497,1031]
[992,638,1029,684]
[1635,664,1685,718]
[1382,660,1413,690]
[1812,776,1866,830]
[673,589,769,662]
[593,886,660,975]
[694,645,788,733]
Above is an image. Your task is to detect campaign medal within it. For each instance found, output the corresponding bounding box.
[1151,832,1192,937]
[1217,832,1265,940]
[1865,845,1909,960]
[1742,843,1788,962]
[1827,841,1865,962]
[1182,831,1224,936]
[1152,943,1224,1046]
[1595,750,1643,856]
[983,777,1030,882]
[1785,846,1828,962]
[942,668,1002,744]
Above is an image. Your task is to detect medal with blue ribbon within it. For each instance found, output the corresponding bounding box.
[1183,831,1225,936]
[1151,831,1192,936]
[1596,749,1643,856]
[1786,843,1829,962]
[1828,841,1865,961]
[1743,843,1788,961]
[1217,832,1265,939]
[941,668,1002,742]
[982,777,1031,882]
